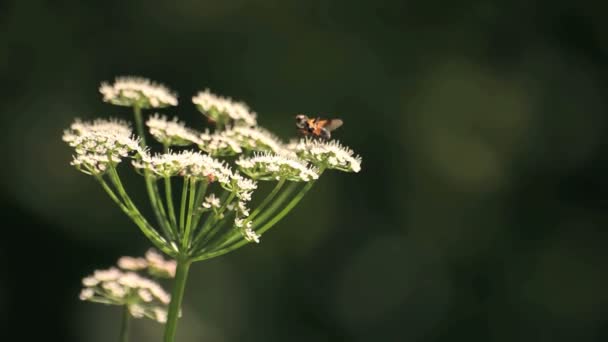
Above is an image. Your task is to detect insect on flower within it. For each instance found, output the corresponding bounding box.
[295,114,343,140]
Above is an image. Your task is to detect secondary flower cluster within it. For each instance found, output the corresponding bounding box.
[62,119,140,175]
[79,249,174,323]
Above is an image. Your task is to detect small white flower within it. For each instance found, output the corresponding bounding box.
[79,288,95,300]
[198,130,243,156]
[243,227,260,243]
[236,152,319,182]
[129,304,146,318]
[202,194,221,209]
[94,267,122,282]
[100,76,178,108]
[154,308,168,323]
[223,126,286,153]
[138,289,153,302]
[145,249,177,278]
[82,276,99,287]
[192,89,257,126]
[146,114,201,146]
[117,256,148,271]
[288,138,362,173]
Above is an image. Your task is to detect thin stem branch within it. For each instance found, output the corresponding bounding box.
[193,181,316,262]
[164,177,178,228]
[183,178,197,248]
[179,178,189,235]
[247,178,286,222]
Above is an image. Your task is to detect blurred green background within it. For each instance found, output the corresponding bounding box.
[2,0,608,341]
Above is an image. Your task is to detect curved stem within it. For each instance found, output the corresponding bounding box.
[206,182,297,251]
[251,182,299,229]
[104,166,174,256]
[193,181,316,262]
[163,257,191,342]
[247,178,286,222]
[119,305,130,342]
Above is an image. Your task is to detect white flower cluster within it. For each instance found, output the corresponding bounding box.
[63,119,140,175]
[118,249,177,278]
[202,193,221,210]
[100,76,178,108]
[79,257,173,324]
[192,89,257,126]
[231,200,258,243]
[146,114,200,147]
[289,138,362,173]
[198,130,243,156]
[223,126,286,154]
[132,151,233,183]
[236,152,319,182]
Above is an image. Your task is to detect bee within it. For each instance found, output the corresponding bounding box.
[295,114,343,140]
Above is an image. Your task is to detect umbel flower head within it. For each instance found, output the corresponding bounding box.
[100,76,178,109]
[146,114,201,147]
[192,89,257,127]
[288,138,362,173]
[237,152,319,181]
[62,119,140,175]
[79,249,174,323]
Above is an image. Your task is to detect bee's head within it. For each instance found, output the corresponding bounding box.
[295,114,308,129]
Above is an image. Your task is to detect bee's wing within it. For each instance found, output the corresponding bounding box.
[321,118,343,132]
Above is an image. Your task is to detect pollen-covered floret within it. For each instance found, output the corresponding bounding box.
[198,131,243,156]
[146,114,201,146]
[288,138,362,173]
[223,126,286,153]
[192,89,257,127]
[63,119,141,175]
[236,152,319,182]
[79,266,171,323]
[133,150,233,184]
[100,76,178,108]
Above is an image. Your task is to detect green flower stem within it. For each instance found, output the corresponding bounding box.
[251,182,299,229]
[183,179,197,248]
[152,180,175,241]
[247,178,286,222]
[193,181,316,262]
[163,257,191,342]
[190,181,209,229]
[106,165,173,255]
[133,105,147,146]
[205,182,298,251]
[179,178,189,235]
[120,305,130,342]
[164,177,178,228]
[190,191,236,251]
[96,173,174,256]
[132,107,173,237]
